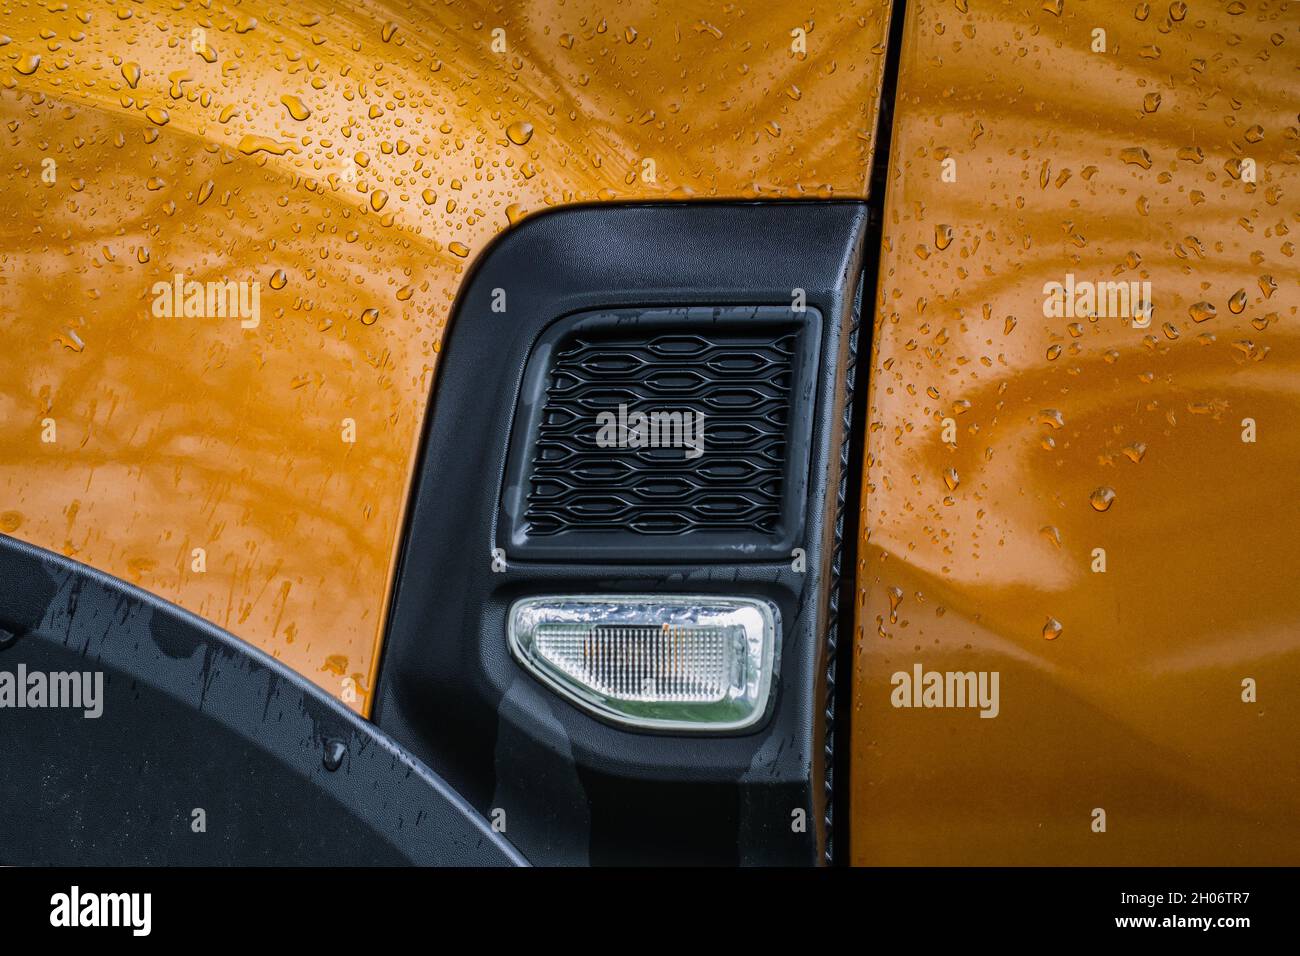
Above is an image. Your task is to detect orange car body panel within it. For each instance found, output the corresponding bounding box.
[0,1,893,712]
[853,0,1298,863]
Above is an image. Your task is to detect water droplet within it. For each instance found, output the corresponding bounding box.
[144,106,170,126]
[381,21,398,43]
[1037,409,1064,429]
[369,190,388,212]
[14,54,39,75]
[196,179,214,205]
[1228,289,1247,314]
[448,241,470,258]
[57,328,85,352]
[887,586,903,624]
[121,61,141,88]
[1040,525,1061,548]
[1042,617,1063,640]
[1120,147,1152,169]
[359,307,379,326]
[1089,487,1116,512]
[280,94,311,121]
[1189,301,1216,323]
[1142,92,1161,114]
[506,120,534,145]
[269,269,287,290]
[236,135,295,156]
[322,739,346,772]
[942,466,959,491]
[935,224,954,250]
[1121,442,1147,463]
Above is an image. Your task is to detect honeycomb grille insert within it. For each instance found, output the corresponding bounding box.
[525,327,798,538]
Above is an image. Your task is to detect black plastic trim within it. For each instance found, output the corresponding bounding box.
[825,0,912,866]
[0,533,524,866]
[374,201,868,865]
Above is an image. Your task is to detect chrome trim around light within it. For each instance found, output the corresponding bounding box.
[507,594,779,732]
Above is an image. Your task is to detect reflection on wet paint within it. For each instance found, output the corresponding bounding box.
[0,1,892,712]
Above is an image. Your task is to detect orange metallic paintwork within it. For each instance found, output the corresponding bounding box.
[0,1,893,712]
[853,0,1299,862]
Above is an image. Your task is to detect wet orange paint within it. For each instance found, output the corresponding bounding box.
[853,0,1299,863]
[0,1,893,712]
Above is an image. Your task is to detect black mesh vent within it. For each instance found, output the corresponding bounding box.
[524,327,798,537]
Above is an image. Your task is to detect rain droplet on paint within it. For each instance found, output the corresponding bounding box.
[1120,147,1152,169]
[1043,617,1063,640]
[506,121,534,145]
[887,586,903,624]
[280,94,311,121]
[1089,487,1116,512]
